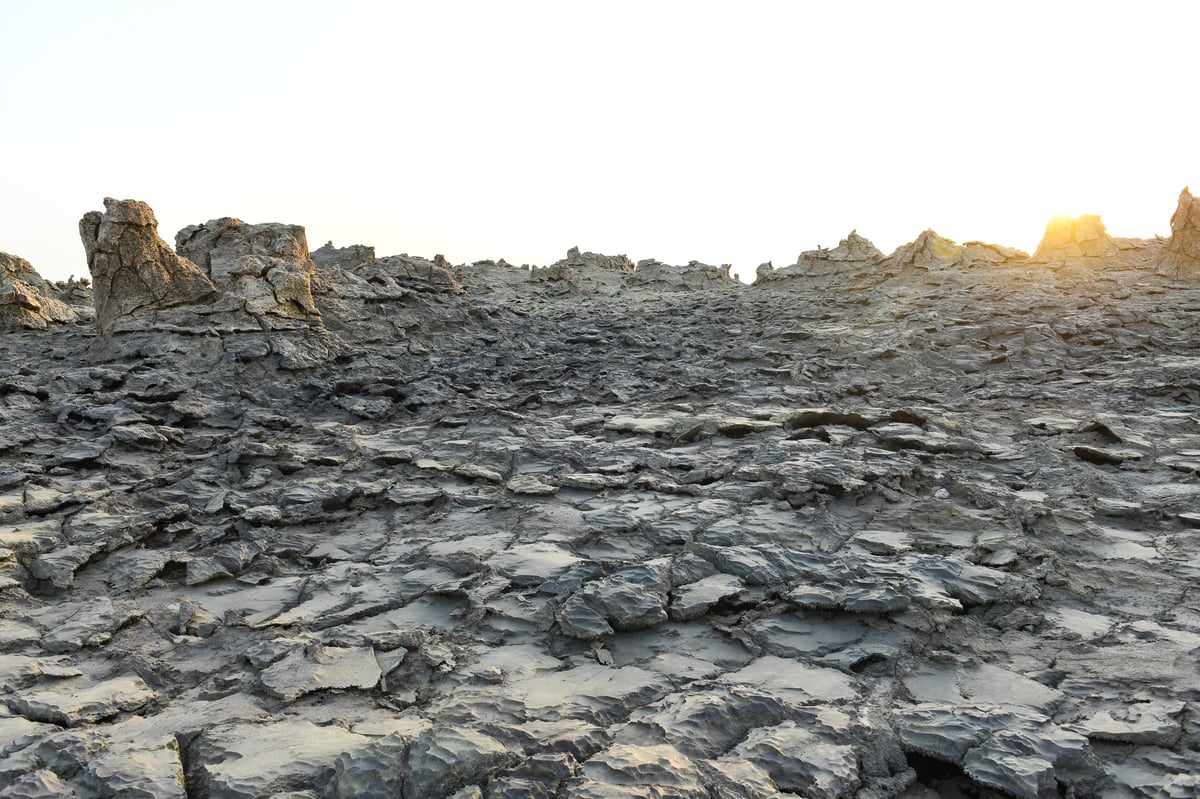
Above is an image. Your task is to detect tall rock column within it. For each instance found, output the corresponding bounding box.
[79,198,217,332]
[1158,187,1200,276]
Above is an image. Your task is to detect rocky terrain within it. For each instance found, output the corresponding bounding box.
[1,191,1199,798]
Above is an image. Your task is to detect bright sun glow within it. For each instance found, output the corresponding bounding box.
[1,1,1197,283]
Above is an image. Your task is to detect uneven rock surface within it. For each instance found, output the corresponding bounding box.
[3,196,1200,797]
[0,252,85,330]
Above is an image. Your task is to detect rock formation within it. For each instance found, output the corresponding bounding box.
[175,218,322,327]
[79,198,218,332]
[1030,213,1117,262]
[1157,186,1200,276]
[531,247,635,294]
[0,252,81,329]
[756,230,884,284]
[625,259,739,291]
[2,190,1199,797]
[881,229,963,273]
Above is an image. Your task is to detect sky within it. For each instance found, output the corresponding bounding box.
[2,1,1198,283]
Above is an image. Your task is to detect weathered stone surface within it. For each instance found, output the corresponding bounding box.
[190,720,371,798]
[79,197,218,331]
[626,259,739,292]
[0,252,81,329]
[571,743,705,796]
[881,229,962,273]
[82,737,187,798]
[1077,698,1185,745]
[6,676,156,727]
[2,189,1199,797]
[0,769,80,798]
[403,724,520,799]
[531,247,634,295]
[1157,186,1200,275]
[729,722,859,797]
[1030,213,1117,262]
[895,704,1101,798]
[176,217,322,325]
[259,644,382,701]
[756,230,883,283]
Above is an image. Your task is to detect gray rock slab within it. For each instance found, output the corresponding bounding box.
[489,542,583,587]
[511,664,670,725]
[0,769,80,799]
[259,644,381,701]
[720,656,858,706]
[669,573,744,621]
[82,737,187,799]
[7,676,156,726]
[192,719,371,799]
[729,722,860,797]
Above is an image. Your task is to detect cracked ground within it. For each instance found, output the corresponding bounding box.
[2,252,1199,798]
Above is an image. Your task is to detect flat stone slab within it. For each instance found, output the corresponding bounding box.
[1077,699,1186,745]
[489,543,583,587]
[669,573,744,621]
[6,676,157,726]
[720,656,858,705]
[193,720,372,799]
[259,644,382,701]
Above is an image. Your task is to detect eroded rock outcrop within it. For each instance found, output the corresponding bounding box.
[626,259,739,291]
[531,247,635,295]
[1157,187,1200,276]
[755,230,883,284]
[882,229,963,273]
[79,198,218,332]
[1030,213,1117,263]
[176,218,321,327]
[311,243,462,298]
[0,252,81,330]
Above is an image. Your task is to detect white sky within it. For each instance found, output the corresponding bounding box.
[3,1,1198,283]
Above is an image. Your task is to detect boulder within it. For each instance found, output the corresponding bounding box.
[79,198,218,332]
[1030,214,1117,262]
[175,218,322,326]
[1157,187,1200,276]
